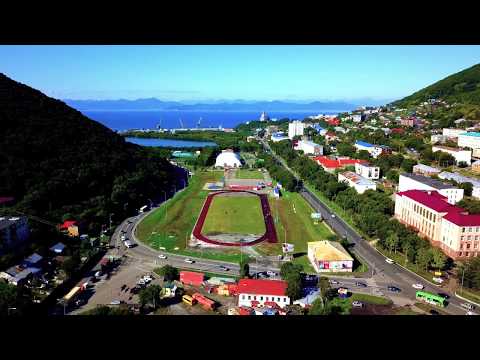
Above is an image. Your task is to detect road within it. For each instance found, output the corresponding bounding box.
[261,138,471,315]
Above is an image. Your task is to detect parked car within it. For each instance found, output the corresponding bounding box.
[158,254,167,259]
[429,309,440,315]
[385,258,394,264]
[387,286,401,293]
[266,271,277,277]
[121,284,127,291]
[466,311,478,315]
[355,282,367,288]
[331,214,336,218]
[95,271,102,278]
[110,300,121,305]
[329,279,340,285]
[218,265,229,271]
[432,277,444,284]
[184,258,194,264]
[412,283,424,290]
[352,301,364,308]
[461,302,475,311]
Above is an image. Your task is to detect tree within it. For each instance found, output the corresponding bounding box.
[459,182,473,196]
[460,257,480,290]
[280,262,303,280]
[357,150,371,160]
[431,248,447,271]
[139,285,162,309]
[61,256,80,278]
[401,158,417,172]
[239,258,250,278]
[285,271,303,301]
[458,161,468,168]
[416,247,433,272]
[156,265,179,282]
[0,282,19,316]
[385,232,399,254]
[308,298,328,315]
[336,143,356,157]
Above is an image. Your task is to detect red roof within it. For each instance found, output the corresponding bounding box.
[443,212,480,226]
[59,220,77,230]
[327,118,340,125]
[237,279,288,297]
[391,128,405,134]
[313,156,367,169]
[397,190,462,213]
[180,271,205,285]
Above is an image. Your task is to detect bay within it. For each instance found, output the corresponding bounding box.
[125,137,217,148]
[83,110,340,131]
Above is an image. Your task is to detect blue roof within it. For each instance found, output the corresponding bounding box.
[50,242,66,253]
[355,140,374,148]
[23,253,43,265]
[460,132,480,137]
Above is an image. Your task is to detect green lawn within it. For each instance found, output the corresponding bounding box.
[394,307,421,315]
[255,190,334,272]
[456,288,480,305]
[202,195,266,235]
[156,267,239,281]
[235,169,265,179]
[350,293,392,305]
[414,302,449,315]
[136,171,248,263]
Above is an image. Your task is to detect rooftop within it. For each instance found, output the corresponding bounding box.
[438,172,480,188]
[0,216,25,231]
[308,240,353,261]
[432,145,469,153]
[298,140,321,147]
[400,173,456,190]
[339,171,376,186]
[459,132,480,137]
[314,156,367,169]
[397,190,463,214]
[237,279,288,297]
[355,140,374,148]
[444,212,480,226]
[413,164,441,173]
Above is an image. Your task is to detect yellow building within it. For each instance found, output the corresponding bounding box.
[307,241,353,273]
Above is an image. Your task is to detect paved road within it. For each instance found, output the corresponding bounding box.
[261,138,471,315]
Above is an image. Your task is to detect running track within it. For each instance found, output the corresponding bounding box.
[192,190,278,247]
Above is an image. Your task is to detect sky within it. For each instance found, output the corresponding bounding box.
[0,45,480,103]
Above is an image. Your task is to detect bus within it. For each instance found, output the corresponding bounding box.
[182,294,197,306]
[416,291,447,307]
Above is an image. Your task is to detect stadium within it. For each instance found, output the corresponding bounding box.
[191,190,278,247]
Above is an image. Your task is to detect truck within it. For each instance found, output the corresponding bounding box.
[192,292,216,311]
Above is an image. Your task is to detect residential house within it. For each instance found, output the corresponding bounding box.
[338,171,377,194]
[237,279,290,309]
[398,173,463,204]
[307,240,353,273]
[432,145,472,165]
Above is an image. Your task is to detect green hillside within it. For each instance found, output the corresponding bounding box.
[392,63,480,107]
[0,73,184,233]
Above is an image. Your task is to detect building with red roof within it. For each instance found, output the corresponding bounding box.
[237,279,290,309]
[313,156,367,173]
[179,271,205,287]
[395,189,480,259]
[327,118,340,126]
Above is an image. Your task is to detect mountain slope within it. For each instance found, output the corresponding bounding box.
[0,73,182,230]
[63,98,183,111]
[392,63,480,107]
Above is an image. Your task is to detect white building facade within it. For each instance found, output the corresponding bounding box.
[443,128,467,138]
[458,132,480,149]
[288,120,305,139]
[398,173,464,204]
[338,171,377,194]
[432,145,472,165]
[354,162,380,179]
[294,140,323,155]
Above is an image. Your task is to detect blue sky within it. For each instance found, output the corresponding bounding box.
[0,45,479,102]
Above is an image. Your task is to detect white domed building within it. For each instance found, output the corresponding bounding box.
[215,149,242,168]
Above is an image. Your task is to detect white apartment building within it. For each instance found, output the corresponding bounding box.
[458,132,480,149]
[338,171,377,194]
[432,145,472,165]
[294,140,323,155]
[288,120,305,139]
[398,173,464,204]
[442,128,466,138]
[355,162,380,179]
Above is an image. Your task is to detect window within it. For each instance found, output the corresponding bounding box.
[468,236,472,241]
[254,296,256,300]
[462,228,466,233]
[265,297,269,301]
[248,295,251,300]
[260,296,263,301]
[277,297,280,302]
[467,243,471,249]
[461,236,465,241]
[460,243,464,249]
[476,236,479,241]
[475,242,478,249]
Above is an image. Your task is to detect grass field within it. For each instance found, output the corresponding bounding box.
[135,171,248,263]
[456,288,480,305]
[202,195,266,235]
[235,169,265,179]
[255,190,334,272]
[349,293,392,305]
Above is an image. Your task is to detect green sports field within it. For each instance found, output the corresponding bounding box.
[201,195,266,235]
[235,169,265,179]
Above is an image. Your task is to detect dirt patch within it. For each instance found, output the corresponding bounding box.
[350,303,397,315]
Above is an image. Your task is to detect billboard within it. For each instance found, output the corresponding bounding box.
[311,212,322,220]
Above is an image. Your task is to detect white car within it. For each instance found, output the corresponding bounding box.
[331,214,336,218]
[432,277,444,284]
[385,258,394,264]
[120,235,126,241]
[352,301,364,308]
[266,271,277,277]
[466,311,477,315]
[158,254,167,259]
[94,271,102,278]
[329,279,340,285]
[412,283,424,290]
[461,302,475,311]
[184,258,194,264]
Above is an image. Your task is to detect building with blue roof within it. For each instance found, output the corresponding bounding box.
[458,132,480,150]
[22,253,43,268]
[50,242,66,254]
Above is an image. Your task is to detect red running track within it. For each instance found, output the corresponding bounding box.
[192,190,278,247]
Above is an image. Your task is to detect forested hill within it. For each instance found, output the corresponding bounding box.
[392,63,480,107]
[0,73,182,232]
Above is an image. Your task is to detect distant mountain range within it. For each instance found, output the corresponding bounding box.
[63,98,362,112]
